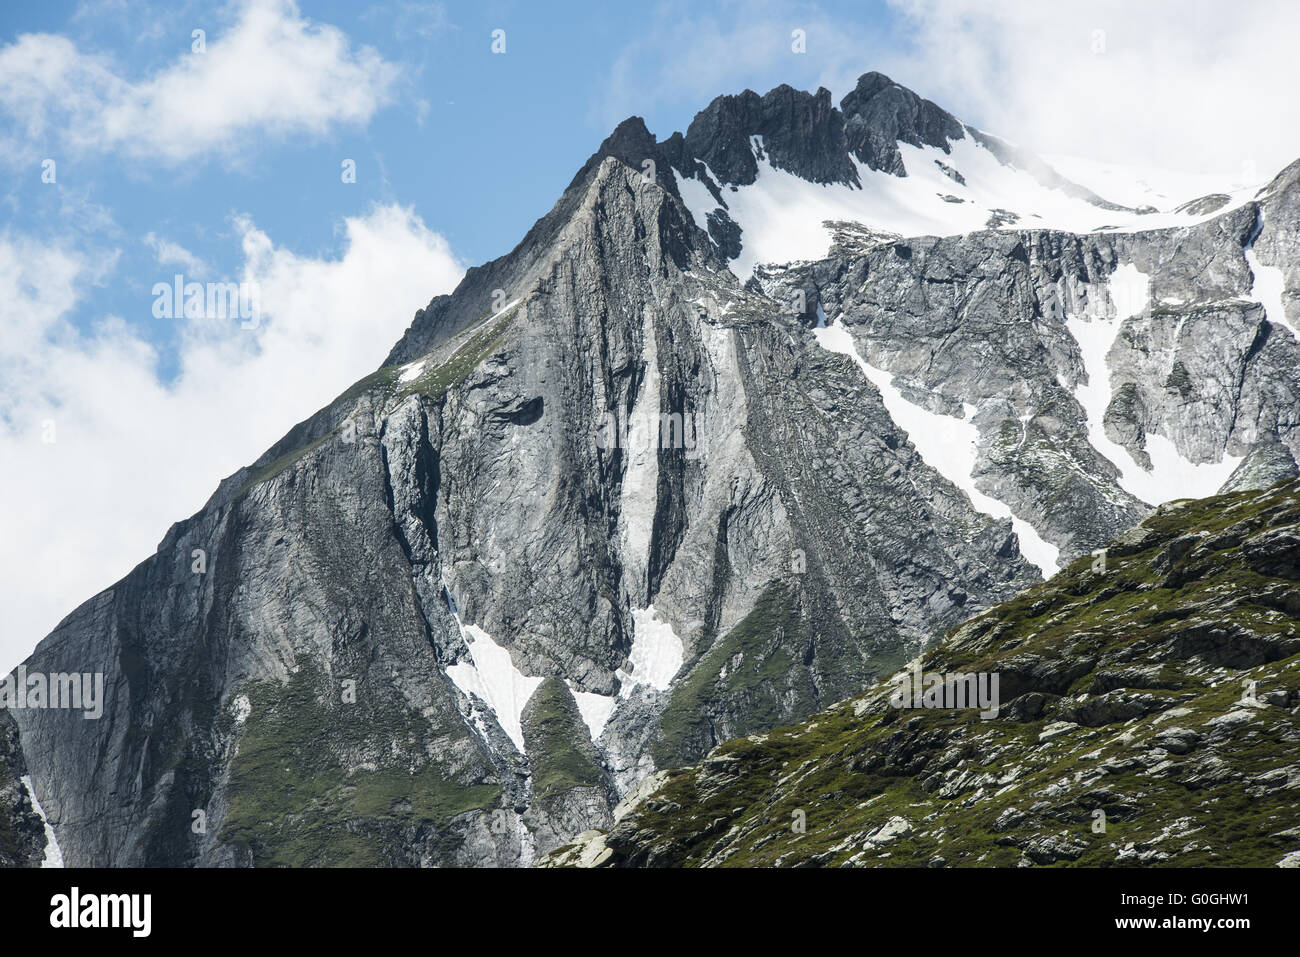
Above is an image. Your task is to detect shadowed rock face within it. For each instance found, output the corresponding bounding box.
[0,715,45,868]
[6,73,1300,868]
[683,85,858,187]
[839,71,966,176]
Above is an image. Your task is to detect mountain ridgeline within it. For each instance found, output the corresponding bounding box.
[3,72,1299,867]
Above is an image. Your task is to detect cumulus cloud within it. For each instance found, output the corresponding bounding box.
[876,0,1300,182]
[0,0,398,165]
[0,206,463,672]
[595,0,1300,188]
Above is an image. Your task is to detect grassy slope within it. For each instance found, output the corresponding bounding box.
[560,480,1300,867]
[220,664,499,867]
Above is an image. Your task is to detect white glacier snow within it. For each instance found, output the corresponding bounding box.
[444,616,543,754]
[1066,264,1241,505]
[1041,152,1262,215]
[675,133,1253,284]
[812,309,1060,578]
[616,605,685,696]
[1245,211,1297,340]
[20,774,63,868]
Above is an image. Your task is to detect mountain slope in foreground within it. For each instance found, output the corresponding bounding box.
[542,480,1300,867]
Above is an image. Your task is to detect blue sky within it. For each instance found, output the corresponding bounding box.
[2,0,906,365]
[2,0,1298,671]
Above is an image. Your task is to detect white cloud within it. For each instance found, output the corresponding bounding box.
[0,0,398,165]
[0,205,463,673]
[144,232,209,275]
[595,0,1300,189]
[880,0,1300,182]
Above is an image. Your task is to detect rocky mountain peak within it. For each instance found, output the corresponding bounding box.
[839,70,966,174]
[682,82,856,186]
[4,67,1300,871]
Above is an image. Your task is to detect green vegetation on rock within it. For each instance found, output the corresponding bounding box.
[653,581,814,769]
[400,306,518,401]
[523,678,604,801]
[544,480,1300,868]
[221,663,499,867]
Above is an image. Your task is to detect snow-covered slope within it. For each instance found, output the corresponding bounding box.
[1042,152,1262,214]
[677,131,1265,283]
[813,307,1060,578]
[1065,264,1243,505]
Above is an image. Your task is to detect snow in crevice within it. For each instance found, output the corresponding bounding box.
[515,811,536,867]
[617,310,662,603]
[1245,210,1297,340]
[812,310,1059,578]
[443,594,542,754]
[20,774,63,868]
[565,680,617,742]
[616,606,684,697]
[1066,264,1242,505]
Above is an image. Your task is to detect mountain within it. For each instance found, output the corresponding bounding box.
[3,72,1298,868]
[540,479,1300,868]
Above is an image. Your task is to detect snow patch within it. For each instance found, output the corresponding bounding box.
[445,618,542,753]
[617,606,684,696]
[397,359,427,383]
[1107,262,1150,322]
[566,680,618,742]
[1066,264,1241,505]
[1245,211,1297,340]
[813,310,1059,578]
[486,297,522,323]
[20,775,63,868]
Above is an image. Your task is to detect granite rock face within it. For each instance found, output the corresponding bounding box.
[752,187,1300,563]
[7,74,1300,868]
